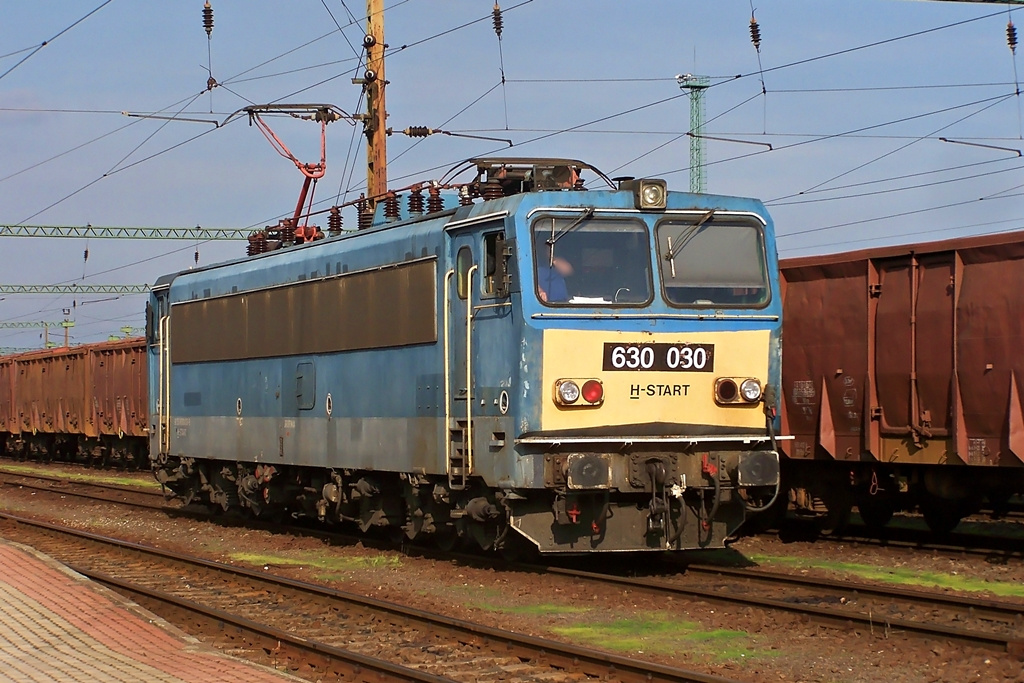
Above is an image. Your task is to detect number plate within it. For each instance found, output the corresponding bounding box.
[602,342,715,372]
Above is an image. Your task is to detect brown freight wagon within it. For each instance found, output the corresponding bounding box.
[0,356,14,453]
[0,338,147,466]
[779,231,1024,533]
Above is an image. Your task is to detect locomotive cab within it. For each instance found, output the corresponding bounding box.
[440,160,783,552]
[484,174,783,552]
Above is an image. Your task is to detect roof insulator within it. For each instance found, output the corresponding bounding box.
[328,206,342,235]
[203,1,214,38]
[749,14,761,53]
[492,2,503,40]
[1009,19,1018,56]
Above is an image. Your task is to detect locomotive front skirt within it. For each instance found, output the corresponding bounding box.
[147,162,783,553]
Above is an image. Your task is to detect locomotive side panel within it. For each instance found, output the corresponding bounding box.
[164,239,447,474]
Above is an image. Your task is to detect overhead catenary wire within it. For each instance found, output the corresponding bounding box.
[708,6,1023,94]
[0,0,114,82]
[648,91,1018,183]
[603,91,763,180]
[794,92,1015,196]
[9,2,1002,213]
[17,101,233,225]
[380,0,533,59]
[766,161,1023,207]
[319,0,364,60]
[778,187,1024,240]
[4,1,1019,348]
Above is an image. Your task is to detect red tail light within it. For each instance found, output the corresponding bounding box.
[582,379,604,404]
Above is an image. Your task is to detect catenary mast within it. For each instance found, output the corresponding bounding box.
[364,0,388,215]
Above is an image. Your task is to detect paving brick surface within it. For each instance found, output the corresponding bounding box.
[0,539,300,682]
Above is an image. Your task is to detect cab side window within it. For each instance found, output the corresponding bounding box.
[456,246,473,300]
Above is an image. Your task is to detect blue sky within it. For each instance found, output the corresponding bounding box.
[1,1,1022,346]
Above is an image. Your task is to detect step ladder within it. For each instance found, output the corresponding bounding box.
[448,419,469,490]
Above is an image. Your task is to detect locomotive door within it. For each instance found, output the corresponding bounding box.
[445,234,478,490]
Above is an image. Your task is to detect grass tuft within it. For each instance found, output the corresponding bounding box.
[551,613,764,661]
[229,550,401,573]
[0,464,159,490]
[749,554,1024,598]
[476,602,589,616]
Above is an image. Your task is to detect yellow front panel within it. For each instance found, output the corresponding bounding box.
[540,329,770,432]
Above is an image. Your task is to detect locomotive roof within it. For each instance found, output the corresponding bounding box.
[152,181,771,293]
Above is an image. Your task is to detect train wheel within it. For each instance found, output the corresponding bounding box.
[986,489,1013,518]
[856,494,895,530]
[919,497,962,534]
[497,528,536,563]
[817,499,851,536]
[807,487,851,536]
[434,526,460,552]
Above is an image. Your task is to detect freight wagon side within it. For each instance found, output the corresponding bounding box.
[89,339,148,465]
[0,356,13,453]
[0,339,148,467]
[778,231,1024,532]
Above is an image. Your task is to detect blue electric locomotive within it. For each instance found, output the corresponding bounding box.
[149,158,782,553]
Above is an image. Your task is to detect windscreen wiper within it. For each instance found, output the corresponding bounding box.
[664,210,715,278]
[546,207,595,265]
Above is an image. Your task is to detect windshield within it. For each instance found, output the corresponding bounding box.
[657,219,770,308]
[532,215,652,306]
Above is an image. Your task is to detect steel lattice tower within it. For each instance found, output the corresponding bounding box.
[677,74,709,194]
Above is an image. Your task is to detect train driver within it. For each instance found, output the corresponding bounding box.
[537,256,574,303]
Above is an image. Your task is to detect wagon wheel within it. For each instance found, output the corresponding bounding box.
[919,496,962,535]
[855,493,896,530]
[816,491,852,536]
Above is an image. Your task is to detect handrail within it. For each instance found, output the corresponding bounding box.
[465,265,478,478]
[158,315,170,453]
[442,270,454,479]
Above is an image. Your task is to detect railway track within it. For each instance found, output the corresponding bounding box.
[0,466,168,508]
[617,561,1024,654]
[776,518,1024,562]
[8,461,1024,562]
[0,512,734,683]
[4,463,1024,657]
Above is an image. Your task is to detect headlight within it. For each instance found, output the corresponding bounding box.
[619,178,668,210]
[557,380,581,404]
[740,378,762,402]
[641,182,666,208]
